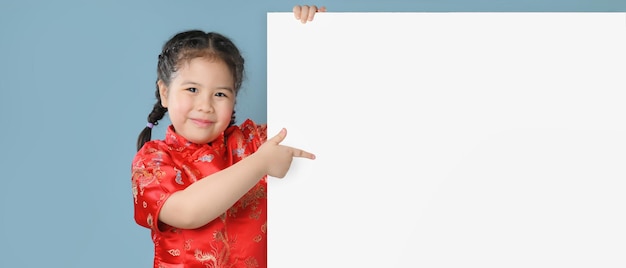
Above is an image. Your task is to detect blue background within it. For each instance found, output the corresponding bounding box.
[1,0,624,267]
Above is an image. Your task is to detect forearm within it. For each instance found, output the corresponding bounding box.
[159,153,266,229]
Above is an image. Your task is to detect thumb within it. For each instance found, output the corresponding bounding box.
[268,128,287,144]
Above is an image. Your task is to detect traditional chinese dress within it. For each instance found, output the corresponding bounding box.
[132,119,267,268]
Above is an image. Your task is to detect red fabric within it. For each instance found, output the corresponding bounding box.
[132,119,268,268]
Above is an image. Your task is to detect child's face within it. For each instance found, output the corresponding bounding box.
[159,58,235,144]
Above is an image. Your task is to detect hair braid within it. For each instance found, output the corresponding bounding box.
[136,82,168,151]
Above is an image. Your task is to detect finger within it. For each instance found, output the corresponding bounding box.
[293,5,302,20]
[290,147,316,160]
[300,5,310,23]
[268,128,287,144]
[318,6,327,12]
[307,5,318,21]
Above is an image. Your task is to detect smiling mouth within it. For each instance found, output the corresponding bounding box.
[191,119,214,127]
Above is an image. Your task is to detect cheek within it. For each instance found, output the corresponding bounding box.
[175,95,193,107]
[167,96,192,116]
[223,106,235,118]
[219,102,235,119]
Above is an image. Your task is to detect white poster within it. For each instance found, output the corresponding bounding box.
[267,13,626,268]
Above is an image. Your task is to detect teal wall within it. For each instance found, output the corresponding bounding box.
[1,0,624,267]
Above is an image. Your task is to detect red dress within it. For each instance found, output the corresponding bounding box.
[131,119,268,268]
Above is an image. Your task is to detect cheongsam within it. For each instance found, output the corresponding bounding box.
[131,119,267,268]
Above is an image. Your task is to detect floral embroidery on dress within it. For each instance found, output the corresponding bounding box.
[174,168,183,185]
[232,148,245,157]
[198,154,214,162]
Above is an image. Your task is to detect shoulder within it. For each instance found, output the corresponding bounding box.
[237,119,267,142]
[132,139,173,167]
[224,119,267,155]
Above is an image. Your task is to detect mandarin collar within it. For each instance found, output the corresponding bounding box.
[164,125,227,156]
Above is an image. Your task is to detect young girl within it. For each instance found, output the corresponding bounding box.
[131,5,324,268]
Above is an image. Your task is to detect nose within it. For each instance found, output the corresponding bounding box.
[196,97,214,113]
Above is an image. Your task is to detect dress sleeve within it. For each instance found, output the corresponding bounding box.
[131,144,180,232]
[239,119,266,153]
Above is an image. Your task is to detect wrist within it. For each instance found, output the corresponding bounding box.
[245,151,269,178]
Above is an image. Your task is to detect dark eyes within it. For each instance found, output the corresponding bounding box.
[186,88,229,97]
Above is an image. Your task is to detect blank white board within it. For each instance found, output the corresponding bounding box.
[267,12,626,268]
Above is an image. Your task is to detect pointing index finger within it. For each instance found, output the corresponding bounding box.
[292,148,316,160]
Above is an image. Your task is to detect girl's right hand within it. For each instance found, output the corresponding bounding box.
[256,128,315,178]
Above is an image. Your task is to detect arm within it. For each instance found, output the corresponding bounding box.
[159,128,315,229]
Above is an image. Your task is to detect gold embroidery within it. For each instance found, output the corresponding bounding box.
[156,193,166,207]
[131,160,159,202]
[168,249,180,256]
[253,235,262,243]
[131,180,138,204]
[196,229,234,267]
[194,249,217,263]
[147,214,153,228]
[182,164,198,182]
[249,210,261,220]
[245,257,259,268]
[229,184,266,217]
[131,150,169,205]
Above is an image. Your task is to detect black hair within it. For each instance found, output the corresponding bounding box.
[136,30,245,151]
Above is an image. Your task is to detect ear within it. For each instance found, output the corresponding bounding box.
[157,80,169,108]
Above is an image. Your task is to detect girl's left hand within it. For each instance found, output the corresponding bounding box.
[293,5,327,24]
